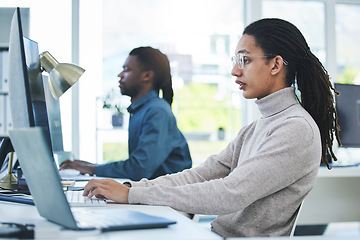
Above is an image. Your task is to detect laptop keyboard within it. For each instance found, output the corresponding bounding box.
[65,190,106,207]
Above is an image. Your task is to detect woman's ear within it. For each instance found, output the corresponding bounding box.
[270,55,285,75]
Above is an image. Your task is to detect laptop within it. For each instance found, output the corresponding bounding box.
[8,127,176,231]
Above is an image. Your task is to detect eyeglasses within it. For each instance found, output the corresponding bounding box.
[231,53,288,69]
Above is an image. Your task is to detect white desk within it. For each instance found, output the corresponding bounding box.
[2,167,359,239]
[0,200,222,240]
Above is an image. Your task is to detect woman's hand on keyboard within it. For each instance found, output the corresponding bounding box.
[83,178,130,203]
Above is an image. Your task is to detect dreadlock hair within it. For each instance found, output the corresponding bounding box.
[129,46,174,105]
[243,18,341,169]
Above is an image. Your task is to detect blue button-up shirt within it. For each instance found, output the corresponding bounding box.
[95,91,192,180]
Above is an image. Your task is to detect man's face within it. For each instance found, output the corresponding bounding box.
[117,55,145,98]
[231,34,277,100]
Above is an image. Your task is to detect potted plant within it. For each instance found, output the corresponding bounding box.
[102,88,124,127]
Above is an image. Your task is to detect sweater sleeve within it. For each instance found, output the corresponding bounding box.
[130,130,240,188]
[129,117,321,215]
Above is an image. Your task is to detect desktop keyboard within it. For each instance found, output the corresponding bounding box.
[65,190,107,207]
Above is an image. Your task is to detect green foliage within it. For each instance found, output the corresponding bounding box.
[187,140,229,166]
[102,82,242,164]
[174,82,241,132]
[337,66,359,84]
[103,142,128,163]
[102,140,229,167]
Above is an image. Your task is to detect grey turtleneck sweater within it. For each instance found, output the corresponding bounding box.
[128,87,321,238]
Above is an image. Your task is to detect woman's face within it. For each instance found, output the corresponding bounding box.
[231,34,283,99]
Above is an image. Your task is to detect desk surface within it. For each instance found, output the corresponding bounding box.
[2,167,359,239]
[0,179,221,240]
[0,200,222,240]
[318,165,360,177]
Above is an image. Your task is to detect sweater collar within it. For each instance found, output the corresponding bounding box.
[255,87,298,118]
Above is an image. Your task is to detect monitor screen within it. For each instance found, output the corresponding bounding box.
[2,7,83,169]
[8,8,35,129]
[0,8,35,168]
[1,8,68,169]
[334,83,360,148]
[7,8,53,152]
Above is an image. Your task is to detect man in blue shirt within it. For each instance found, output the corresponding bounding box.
[60,47,192,180]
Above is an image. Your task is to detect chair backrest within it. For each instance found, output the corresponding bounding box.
[290,203,303,237]
[296,168,360,225]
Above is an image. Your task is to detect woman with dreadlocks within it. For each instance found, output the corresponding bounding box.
[82,19,341,238]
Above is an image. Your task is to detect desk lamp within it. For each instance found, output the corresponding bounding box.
[39,51,85,99]
[0,52,85,190]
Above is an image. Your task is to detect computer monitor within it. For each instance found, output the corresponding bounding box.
[1,7,81,169]
[334,83,360,148]
[1,8,54,169]
[8,8,37,129]
[43,75,64,152]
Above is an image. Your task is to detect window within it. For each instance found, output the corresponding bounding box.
[335,3,360,84]
[334,2,360,164]
[99,0,244,165]
[263,0,326,64]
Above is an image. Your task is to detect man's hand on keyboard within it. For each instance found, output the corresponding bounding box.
[83,178,130,204]
[60,160,96,175]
